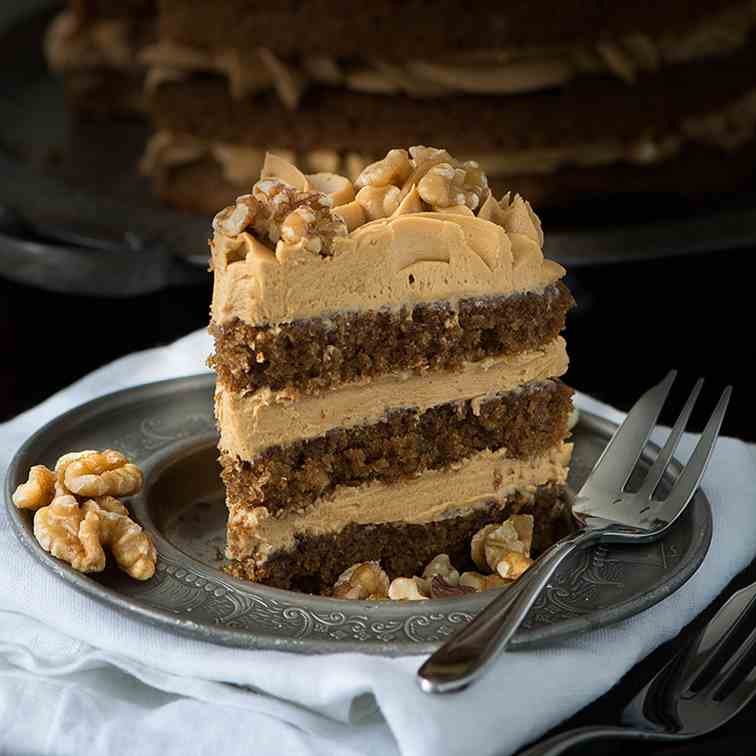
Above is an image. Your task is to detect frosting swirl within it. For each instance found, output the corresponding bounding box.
[210,148,564,326]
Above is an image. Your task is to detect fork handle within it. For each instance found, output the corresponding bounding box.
[418,528,600,693]
[515,725,681,756]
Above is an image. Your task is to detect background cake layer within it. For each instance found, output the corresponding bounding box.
[157,0,739,59]
[148,42,756,155]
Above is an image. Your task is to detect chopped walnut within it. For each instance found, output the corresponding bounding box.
[12,465,56,511]
[417,162,487,211]
[388,577,428,601]
[62,449,143,498]
[495,551,533,580]
[407,146,488,211]
[354,148,411,189]
[459,571,513,592]
[356,184,402,220]
[212,194,258,236]
[251,179,347,255]
[332,561,389,600]
[470,523,498,572]
[422,554,460,585]
[509,514,535,555]
[353,145,488,215]
[484,516,535,580]
[81,498,157,580]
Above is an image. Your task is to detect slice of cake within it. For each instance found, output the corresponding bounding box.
[210,146,575,593]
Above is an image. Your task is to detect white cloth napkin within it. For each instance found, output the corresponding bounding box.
[1,329,755,756]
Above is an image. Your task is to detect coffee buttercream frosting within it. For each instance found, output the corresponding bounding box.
[210,147,564,326]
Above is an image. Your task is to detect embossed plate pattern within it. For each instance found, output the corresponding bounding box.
[5,375,712,655]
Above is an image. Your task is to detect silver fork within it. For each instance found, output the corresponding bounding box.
[418,372,731,694]
[518,579,756,755]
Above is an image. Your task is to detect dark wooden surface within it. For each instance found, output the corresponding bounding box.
[1,247,755,755]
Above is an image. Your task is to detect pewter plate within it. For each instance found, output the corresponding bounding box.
[5,374,712,655]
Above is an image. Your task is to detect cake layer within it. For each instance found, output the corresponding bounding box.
[211,283,572,395]
[158,0,735,60]
[221,378,573,514]
[144,3,756,110]
[217,337,568,459]
[227,484,569,592]
[145,140,756,214]
[150,38,756,158]
[74,0,155,22]
[227,442,572,559]
[211,209,562,329]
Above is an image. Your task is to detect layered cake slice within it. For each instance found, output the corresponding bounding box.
[209,147,575,593]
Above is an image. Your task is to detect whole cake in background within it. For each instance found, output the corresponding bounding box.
[46,1,756,212]
[209,146,575,593]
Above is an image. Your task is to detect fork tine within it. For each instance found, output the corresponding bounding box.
[638,378,704,499]
[653,386,732,527]
[578,370,677,498]
[677,582,756,693]
[708,624,756,701]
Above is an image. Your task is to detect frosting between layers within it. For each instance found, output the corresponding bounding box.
[226,442,573,560]
[217,338,568,460]
[142,1,756,107]
[45,10,148,73]
[142,77,756,193]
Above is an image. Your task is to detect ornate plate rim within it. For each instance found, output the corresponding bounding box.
[5,374,713,655]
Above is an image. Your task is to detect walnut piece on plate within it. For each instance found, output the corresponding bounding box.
[15,449,156,581]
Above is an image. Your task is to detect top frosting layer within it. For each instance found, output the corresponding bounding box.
[210,147,565,326]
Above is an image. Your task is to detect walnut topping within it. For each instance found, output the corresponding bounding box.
[12,465,56,511]
[254,179,347,255]
[332,561,389,599]
[408,146,488,211]
[356,184,401,220]
[354,145,489,215]
[212,194,258,236]
[354,148,411,189]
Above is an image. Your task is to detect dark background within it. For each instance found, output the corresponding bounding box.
[2,244,755,755]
